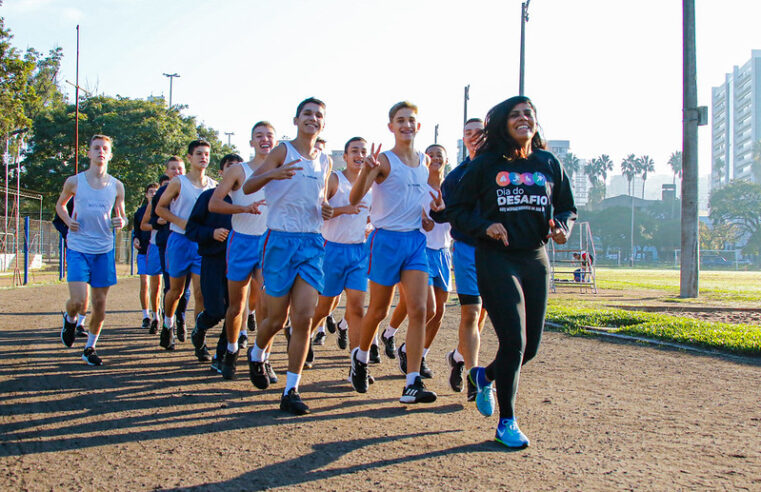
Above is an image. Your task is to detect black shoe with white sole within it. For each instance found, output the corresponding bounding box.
[82,347,102,366]
[400,376,437,404]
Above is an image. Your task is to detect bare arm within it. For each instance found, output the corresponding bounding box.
[349,144,387,206]
[243,144,303,194]
[155,177,186,230]
[111,180,127,230]
[209,165,262,215]
[140,200,154,231]
[55,177,78,230]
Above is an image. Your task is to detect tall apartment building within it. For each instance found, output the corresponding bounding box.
[711,50,761,187]
[547,140,589,206]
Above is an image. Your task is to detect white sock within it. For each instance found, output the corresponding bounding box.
[406,371,420,386]
[142,309,150,318]
[227,342,238,353]
[422,347,430,358]
[284,371,301,394]
[240,329,248,337]
[263,349,270,361]
[317,325,326,334]
[453,349,465,363]
[337,318,348,331]
[250,343,265,362]
[372,332,379,346]
[66,313,77,324]
[85,332,99,349]
[356,348,370,364]
[401,343,407,353]
[164,315,174,328]
[384,326,398,338]
[77,314,86,326]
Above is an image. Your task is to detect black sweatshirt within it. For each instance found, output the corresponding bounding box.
[132,204,150,254]
[446,149,577,252]
[185,189,232,258]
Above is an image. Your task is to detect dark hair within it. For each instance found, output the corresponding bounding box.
[251,121,275,136]
[465,117,484,126]
[158,174,171,185]
[145,182,159,193]
[316,137,327,145]
[220,153,243,171]
[477,96,545,160]
[425,144,447,155]
[187,139,211,156]
[343,136,367,154]
[295,97,326,118]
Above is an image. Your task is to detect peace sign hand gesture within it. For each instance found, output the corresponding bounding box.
[429,189,445,212]
[364,143,382,169]
[270,159,303,180]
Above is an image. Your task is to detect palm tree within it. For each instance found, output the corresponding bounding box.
[668,151,683,185]
[561,152,580,177]
[638,155,655,199]
[620,154,638,196]
[584,154,614,203]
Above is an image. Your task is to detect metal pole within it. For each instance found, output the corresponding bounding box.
[75,25,80,174]
[23,215,29,285]
[434,124,439,144]
[463,85,470,127]
[519,1,531,95]
[630,193,635,267]
[225,132,234,147]
[163,73,180,107]
[3,138,8,254]
[59,235,64,281]
[680,0,699,297]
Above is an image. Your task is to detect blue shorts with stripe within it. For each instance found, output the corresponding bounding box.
[226,231,262,282]
[67,248,117,288]
[260,230,325,297]
[426,247,452,292]
[143,243,162,276]
[166,232,201,278]
[321,241,368,297]
[367,229,428,287]
[452,240,480,296]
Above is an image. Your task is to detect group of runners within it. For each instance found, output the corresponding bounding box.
[55,96,577,449]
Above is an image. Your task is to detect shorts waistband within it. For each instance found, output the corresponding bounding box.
[326,240,365,248]
[375,229,424,237]
[266,230,322,240]
[231,231,262,240]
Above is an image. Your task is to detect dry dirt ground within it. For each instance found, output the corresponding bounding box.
[1,278,760,491]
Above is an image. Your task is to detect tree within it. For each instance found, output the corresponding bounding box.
[584,154,614,204]
[22,95,236,217]
[699,221,739,251]
[668,151,682,185]
[620,154,638,196]
[561,151,580,177]
[638,154,655,199]
[708,180,761,244]
[0,17,38,137]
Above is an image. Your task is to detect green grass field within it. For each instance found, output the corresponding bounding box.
[593,267,761,302]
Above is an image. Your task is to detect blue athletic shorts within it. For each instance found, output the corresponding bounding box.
[427,247,452,292]
[452,240,480,296]
[260,230,325,297]
[226,231,262,282]
[144,243,162,276]
[67,248,117,288]
[367,229,428,287]
[322,241,368,297]
[136,253,148,275]
[166,232,201,278]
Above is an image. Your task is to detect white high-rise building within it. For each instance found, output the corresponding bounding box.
[711,50,761,187]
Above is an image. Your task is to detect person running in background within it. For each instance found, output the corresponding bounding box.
[56,134,126,366]
[445,96,576,449]
[133,182,159,330]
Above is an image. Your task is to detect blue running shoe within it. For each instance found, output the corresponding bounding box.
[495,418,529,449]
[468,367,495,417]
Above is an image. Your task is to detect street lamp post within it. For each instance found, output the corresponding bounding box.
[163,73,180,107]
[224,132,235,147]
[519,0,531,95]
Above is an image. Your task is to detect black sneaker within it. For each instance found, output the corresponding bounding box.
[175,317,186,342]
[397,343,408,375]
[380,331,396,359]
[159,324,175,350]
[61,314,76,347]
[325,315,337,334]
[400,376,437,404]
[148,319,159,335]
[420,357,433,379]
[210,356,223,374]
[82,347,102,366]
[238,333,248,351]
[247,313,256,333]
[446,350,465,392]
[221,350,238,380]
[369,343,381,364]
[141,317,151,330]
[466,376,477,402]
[280,388,310,415]
[313,331,326,346]
[265,361,278,384]
[337,325,348,350]
[191,326,206,350]
[350,348,369,393]
[247,347,270,389]
[304,341,314,369]
[195,344,212,362]
[75,325,88,338]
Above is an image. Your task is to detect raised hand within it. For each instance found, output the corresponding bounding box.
[364,143,382,169]
[486,222,509,246]
[429,189,444,212]
[270,159,303,180]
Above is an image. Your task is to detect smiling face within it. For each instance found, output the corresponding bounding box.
[165,159,185,178]
[425,145,447,181]
[293,102,325,136]
[88,138,113,166]
[388,107,420,142]
[463,120,484,155]
[506,102,537,146]
[250,125,276,155]
[344,139,368,173]
[187,144,211,172]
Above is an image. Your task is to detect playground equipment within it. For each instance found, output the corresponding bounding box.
[547,221,598,294]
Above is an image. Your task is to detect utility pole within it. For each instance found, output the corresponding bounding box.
[680,0,701,298]
[434,124,439,144]
[163,72,180,108]
[224,132,235,147]
[463,85,470,127]
[519,0,531,95]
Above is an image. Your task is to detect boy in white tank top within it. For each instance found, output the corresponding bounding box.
[156,139,217,350]
[242,98,333,416]
[208,121,273,380]
[348,101,437,404]
[56,134,127,366]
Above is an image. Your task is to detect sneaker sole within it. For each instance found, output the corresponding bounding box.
[495,436,529,449]
[400,393,437,404]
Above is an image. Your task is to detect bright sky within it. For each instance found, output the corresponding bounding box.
[4,0,761,177]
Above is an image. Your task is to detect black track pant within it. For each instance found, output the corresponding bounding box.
[475,246,549,420]
[197,254,228,332]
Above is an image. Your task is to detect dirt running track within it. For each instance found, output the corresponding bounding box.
[1,278,759,491]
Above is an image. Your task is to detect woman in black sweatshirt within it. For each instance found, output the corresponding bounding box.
[443,96,577,449]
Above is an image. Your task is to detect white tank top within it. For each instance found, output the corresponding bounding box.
[169,174,217,234]
[265,141,329,234]
[230,162,268,236]
[150,229,157,245]
[370,150,428,232]
[322,171,371,244]
[67,172,117,254]
[423,184,451,250]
